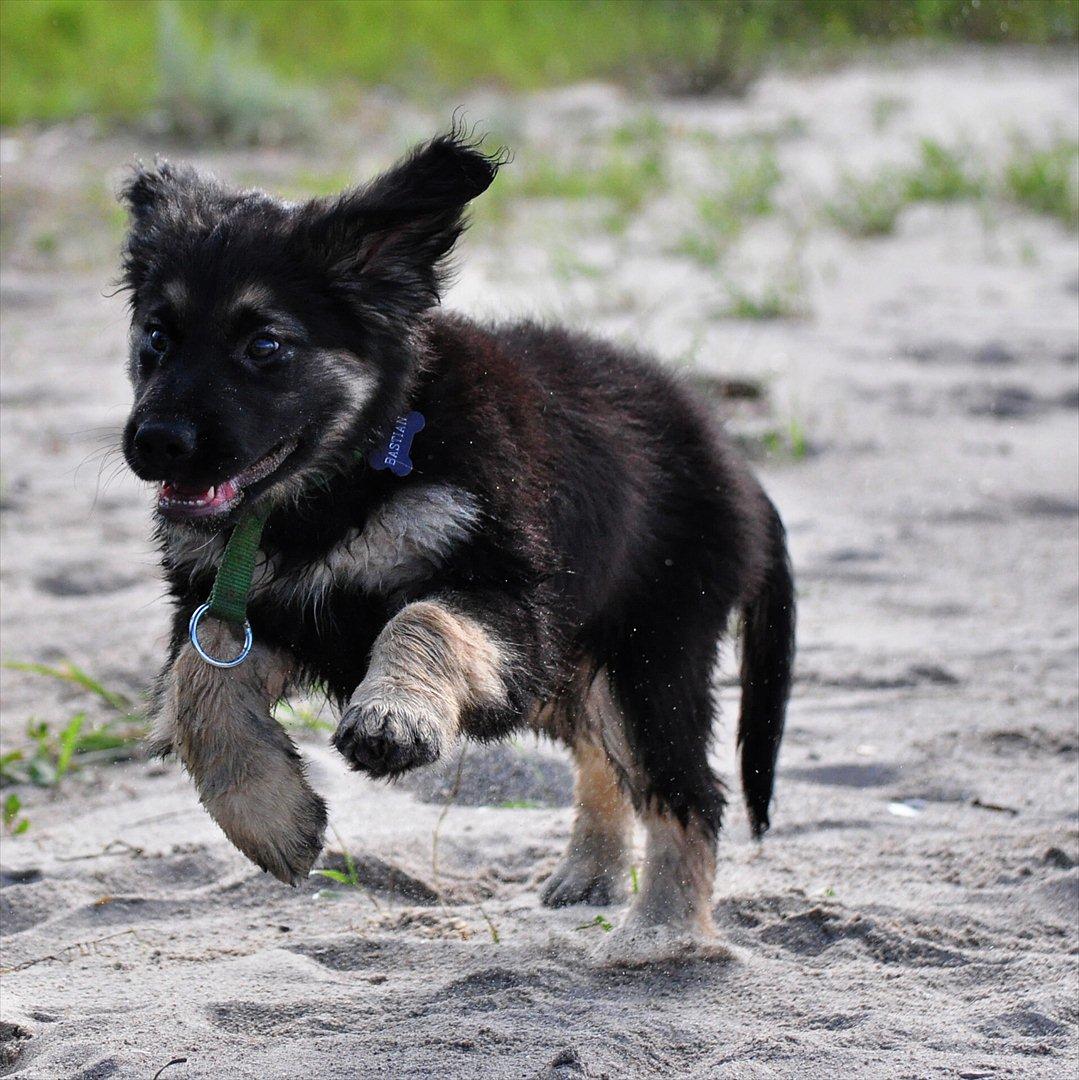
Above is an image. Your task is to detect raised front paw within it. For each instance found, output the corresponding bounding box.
[332,696,448,778]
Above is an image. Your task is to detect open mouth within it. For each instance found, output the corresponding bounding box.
[157,438,299,522]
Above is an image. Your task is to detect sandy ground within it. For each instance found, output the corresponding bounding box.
[1,49,1077,1079]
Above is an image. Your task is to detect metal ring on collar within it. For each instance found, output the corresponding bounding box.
[188,602,253,668]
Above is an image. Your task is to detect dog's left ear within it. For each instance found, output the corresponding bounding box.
[306,131,506,315]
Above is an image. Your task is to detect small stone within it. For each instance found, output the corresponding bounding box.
[1044,846,1076,870]
[548,1048,584,1072]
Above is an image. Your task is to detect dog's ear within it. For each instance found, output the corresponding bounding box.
[118,162,239,297]
[119,160,192,227]
[306,131,506,315]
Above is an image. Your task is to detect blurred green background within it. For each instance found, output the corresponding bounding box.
[2,0,1077,130]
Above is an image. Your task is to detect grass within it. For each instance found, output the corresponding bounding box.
[0,661,146,792]
[3,793,30,836]
[550,249,605,282]
[725,288,800,320]
[765,416,811,461]
[674,145,782,265]
[273,698,334,733]
[722,264,809,320]
[475,132,668,235]
[828,138,1079,239]
[2,1,1075,129]
[508,147,666,221]
[871,94,907,132]
[1004,138,1079,228]
[4,660,132,712]
[734,416,812,463]
[154,0,323,144]
[310,827,365,895]
[574,914,614,933]
[826,171,907,237]
[902,139,986,202]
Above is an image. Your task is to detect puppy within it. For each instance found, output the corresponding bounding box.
[119,129,795,964]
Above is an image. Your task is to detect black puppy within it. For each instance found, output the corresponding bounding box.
[120,130,795,964]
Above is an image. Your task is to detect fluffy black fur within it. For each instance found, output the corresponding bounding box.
[120,129,795,852]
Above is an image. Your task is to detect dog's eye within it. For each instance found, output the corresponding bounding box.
[147,327,169,353]
[247,334,280,362]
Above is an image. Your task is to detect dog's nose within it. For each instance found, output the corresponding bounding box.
[133,420,197,471]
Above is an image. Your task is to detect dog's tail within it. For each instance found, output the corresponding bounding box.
[738,499,796,837]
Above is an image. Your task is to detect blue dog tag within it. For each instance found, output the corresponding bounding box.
[368,411,425,477]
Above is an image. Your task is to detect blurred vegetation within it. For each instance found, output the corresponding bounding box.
[1004,138,1079,228]
[825,137,1078,237]
[2,0,1077,129]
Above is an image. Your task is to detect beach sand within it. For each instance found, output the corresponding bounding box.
[1,48,1076,1079]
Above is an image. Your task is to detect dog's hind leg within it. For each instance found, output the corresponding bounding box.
[591,804,726,966]
[590,609,734,967]
[541,736,633,908]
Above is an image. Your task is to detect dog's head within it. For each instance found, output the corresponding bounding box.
[119,131,502,528]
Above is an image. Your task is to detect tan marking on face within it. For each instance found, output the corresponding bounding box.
[320,350,378,444]
[229,283,276,311]
[161,279,189,311]
[150,620,325,884]
[262,349,378,514]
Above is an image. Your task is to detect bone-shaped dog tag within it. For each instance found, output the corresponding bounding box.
[368,411,425,477]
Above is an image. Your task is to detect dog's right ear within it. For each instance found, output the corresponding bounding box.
[118,162,231,297]
[120,161,187,227]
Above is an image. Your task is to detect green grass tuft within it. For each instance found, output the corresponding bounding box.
[826,171,907,237]
[4,659,133,712]
[722,272,808,320]
[3,793,30,835]
[273,698,335,733]
[1004,139,1079,228]
[1,661,145,787]
[674,146,782,265]
[871,94,907,132]
[903,139,986,202]
[760,416,811,461]
[512,147,666,216]
[574,914,614,932]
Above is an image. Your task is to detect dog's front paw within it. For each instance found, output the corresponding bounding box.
[332,696,449,778]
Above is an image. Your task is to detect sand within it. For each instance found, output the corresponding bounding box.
[1,48,1076,1079]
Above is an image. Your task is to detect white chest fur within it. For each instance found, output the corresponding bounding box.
[167,484,481,610]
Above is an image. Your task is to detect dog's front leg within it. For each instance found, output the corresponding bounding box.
[151,619,327,884]
[333,599,511,777]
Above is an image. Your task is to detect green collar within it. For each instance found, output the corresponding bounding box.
[206,508,270,626]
